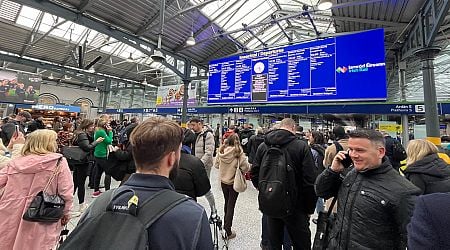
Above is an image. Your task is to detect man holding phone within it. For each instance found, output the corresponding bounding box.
[0,111,32,146]
[315,129,420,249]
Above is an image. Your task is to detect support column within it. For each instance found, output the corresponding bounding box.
[181,79,190,126]
[415,47,441,145]
[398,59,409,145]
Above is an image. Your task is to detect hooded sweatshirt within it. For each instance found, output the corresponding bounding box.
[403,153,450,194]
[215,146,249,185]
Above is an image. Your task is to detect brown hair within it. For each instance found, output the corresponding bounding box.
[62,122,73,131]
[77,119,94,131]
[219,133,242,158]
[130,117,183,170]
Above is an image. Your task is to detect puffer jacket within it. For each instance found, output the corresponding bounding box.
[403,153,450,194]
[214,146,249,185]
[193,130,215,169]
[315,158,421,250]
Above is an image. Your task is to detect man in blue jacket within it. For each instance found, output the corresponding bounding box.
[408,192,450,249]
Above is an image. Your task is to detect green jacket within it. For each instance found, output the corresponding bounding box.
[94,129,113,158]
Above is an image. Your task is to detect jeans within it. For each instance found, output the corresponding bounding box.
[221,183,239,235]
[267,210,311,250]
[261,214,292,250]
[94,157,111,192]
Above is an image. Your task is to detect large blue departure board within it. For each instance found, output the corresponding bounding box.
[208,29,387,104]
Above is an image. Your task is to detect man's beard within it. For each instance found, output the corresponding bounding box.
[169,158,179,181]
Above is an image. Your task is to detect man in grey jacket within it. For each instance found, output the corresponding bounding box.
[189,118,218,219]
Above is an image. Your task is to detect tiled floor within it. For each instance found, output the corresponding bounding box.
[68,167,318,249]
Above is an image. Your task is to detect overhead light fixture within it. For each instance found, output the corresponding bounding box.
[186,31,196,46]
[48,73,54,80]
[94,87,99,92]
[64,75,72,80]
[142,77,148,85]
[126,52,134,62]
[150,49,165,63]
[88,67,95,73]
[317,0,333,10]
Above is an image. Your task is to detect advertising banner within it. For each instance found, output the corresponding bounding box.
[0,70,40,104]
[156,83,196,107]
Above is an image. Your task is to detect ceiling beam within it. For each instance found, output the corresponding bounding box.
[13,0,205,77]
[135,0,177,36]
[78,0,93,12]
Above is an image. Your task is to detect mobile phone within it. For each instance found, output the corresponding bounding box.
[14,124,20,138]
[341,152,353,168]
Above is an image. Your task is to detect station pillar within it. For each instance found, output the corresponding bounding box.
[398,59,409,145]
[415,47,441,145]
[181,79,190,127]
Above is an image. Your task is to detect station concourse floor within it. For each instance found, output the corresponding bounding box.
[67,167,318,249]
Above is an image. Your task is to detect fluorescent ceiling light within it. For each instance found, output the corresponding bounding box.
[317,0,333,11]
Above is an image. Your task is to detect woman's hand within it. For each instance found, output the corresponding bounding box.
[7,132,25,150]
[95,137,105,143]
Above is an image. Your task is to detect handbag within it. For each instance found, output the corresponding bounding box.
[233,157,247,192]
[23,157,66,223]
[62,146,88,162]
[312,197,337,250]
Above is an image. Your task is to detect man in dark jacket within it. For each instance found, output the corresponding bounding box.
[239,123,254,155]
[173,139,211,201]
[247,127,265,165]
[27,116,45,133]
[251,118,317,250]
[383,131,405,171]
[76,117,213,249]
[315,129,420,249]
[408,192,450,249]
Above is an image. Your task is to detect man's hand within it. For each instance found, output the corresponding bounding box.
[330,151,347,173]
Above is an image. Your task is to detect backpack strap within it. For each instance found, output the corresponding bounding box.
[137,189,188,228]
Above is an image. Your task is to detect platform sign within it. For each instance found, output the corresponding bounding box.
[208,29,386,104]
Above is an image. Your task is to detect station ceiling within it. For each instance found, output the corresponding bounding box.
[0,0,449,104]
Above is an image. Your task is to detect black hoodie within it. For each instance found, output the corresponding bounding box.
[251,129,318,214]
[403,153,450,194]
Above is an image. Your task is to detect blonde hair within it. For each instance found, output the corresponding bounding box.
[21,129,58,156]
[406,139,439,166]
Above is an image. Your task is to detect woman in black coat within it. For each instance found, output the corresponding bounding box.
[72,119,103,213]
[403,139,450,194]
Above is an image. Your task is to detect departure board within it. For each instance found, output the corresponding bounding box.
[208,29,387,104]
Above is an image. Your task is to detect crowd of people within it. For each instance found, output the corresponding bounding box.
[0,113,449,249]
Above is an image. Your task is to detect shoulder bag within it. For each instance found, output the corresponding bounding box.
[233,156,247,192]
[62,133,89,163]
[23,157,66,223]
[312,197,337,250]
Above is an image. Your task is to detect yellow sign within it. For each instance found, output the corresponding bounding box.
[379,124,402,133]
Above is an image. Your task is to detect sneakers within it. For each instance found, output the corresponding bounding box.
[225,231,236,240]
[92,191,102,198]
[209,211,218,224]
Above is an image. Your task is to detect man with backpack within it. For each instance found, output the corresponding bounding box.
[382,131,407,171]
[239,123,255,156]
[60,117,213,249]
[251,118,318,250]
[189,118,218,220]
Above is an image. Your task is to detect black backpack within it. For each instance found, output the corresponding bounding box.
[258,140,297,218]
[60,188,188,250]
[392,140,407,162]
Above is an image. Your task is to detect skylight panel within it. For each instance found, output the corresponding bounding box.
[16,5,40,28]
[0,0,21,22]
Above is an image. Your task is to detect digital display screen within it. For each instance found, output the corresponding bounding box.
[207,29,387,104]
